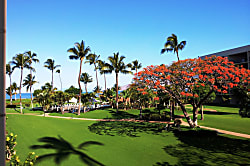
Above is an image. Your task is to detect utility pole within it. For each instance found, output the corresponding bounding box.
[0,0,7,165]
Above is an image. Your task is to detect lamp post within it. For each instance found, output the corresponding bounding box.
[0,0,7,165]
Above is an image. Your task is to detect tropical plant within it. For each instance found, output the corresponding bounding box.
[85,53,100,91]
[11,53,32,113]
[97,60,112,91]
[6,63,13,104]
[68,40,91,115]
[56,69,62,91]
[161,33,186,61]
[64,85,80,95]
[23,74,38,108]
[128,60,142,74]
[106,52,132,112]
[12,82,18,101]
[44,58,61,90]
[6,86,13,98]
[80,72,93,93]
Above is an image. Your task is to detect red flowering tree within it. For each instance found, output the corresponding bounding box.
[134,56,250,127]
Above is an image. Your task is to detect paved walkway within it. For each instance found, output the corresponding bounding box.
[7,112,250,139]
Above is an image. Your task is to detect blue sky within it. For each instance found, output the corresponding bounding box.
[6,0,250,92]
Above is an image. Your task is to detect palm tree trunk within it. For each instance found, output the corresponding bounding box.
[104,73,106,91]
[52,69,54,90]
[85,83,88,93]
[116,72,119,113]
[9,74,12,104]
[59,73,62,91]
[176,50,180,61]
[20,68,23,114]
[14,91,16,100]
[30,69,33,108]
[95,64,99,91]
[200,105,204,120]
[78,60,83,115]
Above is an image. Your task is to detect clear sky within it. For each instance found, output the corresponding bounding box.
[6,0,250,92]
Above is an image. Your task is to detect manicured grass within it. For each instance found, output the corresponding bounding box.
[6,108,43,115]
[197,106,250,135]
[6,114,250,166]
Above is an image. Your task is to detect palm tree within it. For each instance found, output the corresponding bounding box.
[161,33,186,61]
[44,59,61,90]
[97,60,112,91]
[68,40,91,115]
[56,69,62,91]
[23,74,38,108]
[85,53,100,91]
[107,52,132,112]
[80,72,93,94]
[11,53,31,113]
[128,60,142,74]
[12,82,18,101]
[6,63,13,104]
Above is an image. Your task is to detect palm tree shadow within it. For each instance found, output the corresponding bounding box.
[105,109,138,119]
[30,136,104,166]
[154,129,250,165]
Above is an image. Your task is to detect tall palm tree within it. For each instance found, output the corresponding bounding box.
[6,63,13,104]
[11,53,31,113]
[23,74,38,108]
[80,72,93,94]
[56,69,62,91]
[85,53,100,91]
[44,59,61,90]
[68,40,91,115]
[128,60,142,74]
[161,33,186,61]
[12,82,18,101]
[107,52,132,112]
[97,60,112,91]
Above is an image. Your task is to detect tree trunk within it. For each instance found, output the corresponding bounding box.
[171,101,175,120]
[116,72,119,113]
[52,69,54,90]
[30,69,33,108]
[104,73,106,91]
[78,60,83,115]
[169,101,172,121]
[139,105,142,119]
[176,50,180,61]
[59,73,62,91]
[85,83,88,94]
[193,106,199,126]
[14,91,16,100]
[20,68,23,114]
[95,64,99,91]
[200,105,204,120]
[9,74,12,104]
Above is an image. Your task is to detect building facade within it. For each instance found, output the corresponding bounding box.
[200,45,250,105]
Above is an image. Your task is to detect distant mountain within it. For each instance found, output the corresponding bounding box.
[120,84,130,91]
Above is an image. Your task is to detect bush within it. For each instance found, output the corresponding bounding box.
[141,113,170,121]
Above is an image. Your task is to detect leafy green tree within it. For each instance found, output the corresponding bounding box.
[11,53,32,113]
[85,53,100,91]
[80,72,93,93]
[56,69,62,91]
[64,86,80,95]
[68,40,91,115]
[97,60,112,91]
[6,63,13,104]
[23,74,38,108]
[44,59,61,90]
[107,52,132,112]
[12,82,18,101]
[161,33,186,61]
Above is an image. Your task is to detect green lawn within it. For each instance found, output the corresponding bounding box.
[6,114,250,166]
[6,108,43,114]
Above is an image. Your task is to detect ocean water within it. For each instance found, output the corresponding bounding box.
[6,93,33,99]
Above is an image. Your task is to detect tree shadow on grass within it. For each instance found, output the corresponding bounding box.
[202,111,238,115]
[88,121,167,137]
[30,135,104,166]
[105,109,139,119]
[154,129,250,166]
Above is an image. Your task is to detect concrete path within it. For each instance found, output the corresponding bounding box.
[7,112,250,139]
